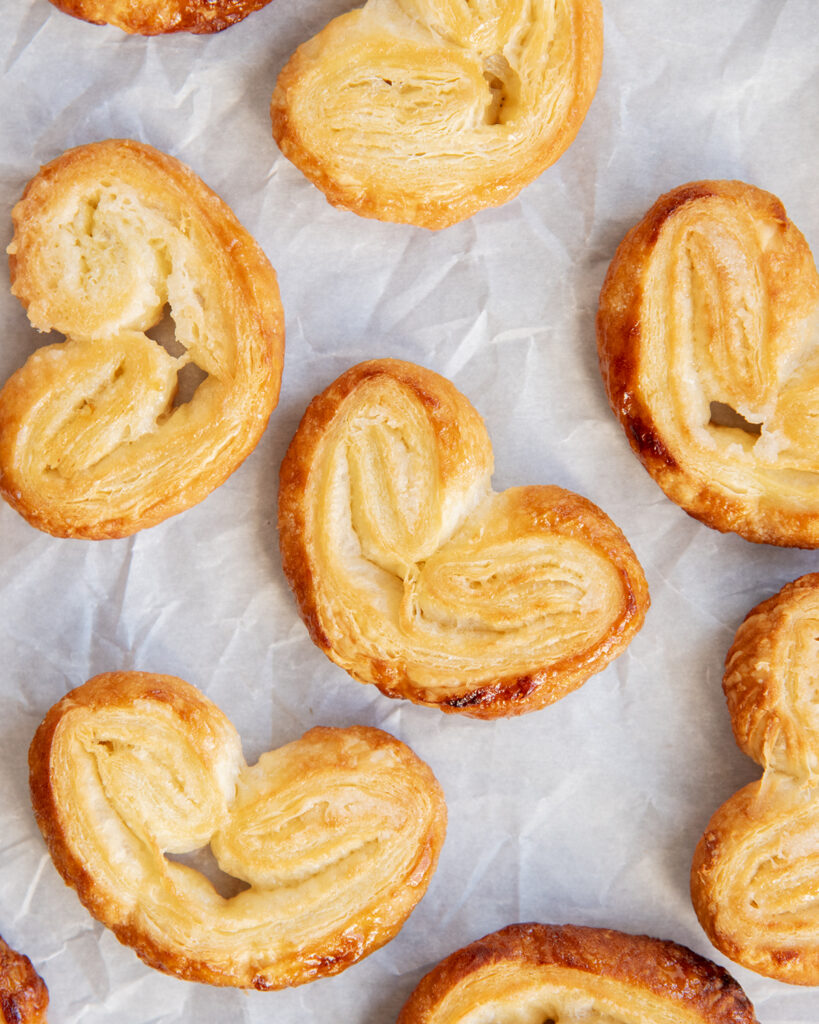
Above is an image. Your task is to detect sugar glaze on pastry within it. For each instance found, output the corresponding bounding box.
[271,0,603,229]
[278,359,649,718]
[28,672,446,989]
[0,935,49,1024]
[597,180,819,547]
[47,0,274,34]
[692,574,819,984]
[2,140,284,538]
[396,922,759,1024]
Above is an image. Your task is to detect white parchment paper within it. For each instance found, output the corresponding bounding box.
[1,1,818,1021]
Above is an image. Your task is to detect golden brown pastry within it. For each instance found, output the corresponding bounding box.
[692,574,819,984]
[278,359,649,718]
[29,671,446,989]
[3,140,284,539]
[271,0,603,229]
[47,0,273,34]
[0,935,48,1024]
[396,922,759,1024]
[597,180,819,547]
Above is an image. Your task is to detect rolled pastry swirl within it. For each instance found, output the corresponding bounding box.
[692,574,819,984]
[597,180,819,547]
[0,935,48,1024]
[46,0,273,33]
[396,923,759,1024]
[28,672,446,989]
[278,359,649,718]
[2,139,284,538]
[271,0,603,228]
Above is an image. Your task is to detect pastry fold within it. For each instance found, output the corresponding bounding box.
[47,0,273,34]
[3,140,284,538]
[692,574,819,984]
[271,0,603,228]
[29,672,446,989]
[279,359,648,718]
[597,180,819,547]
[397,922,759,1024]
[0,935,48,1024]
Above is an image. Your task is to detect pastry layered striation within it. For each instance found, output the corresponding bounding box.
[278,359,649,718]
[692,573,819,984]
[47,0,273,34]
[3,139,284,538]
[271,0,603,229]
[29,671,446,989]
[0,935,49,1024]
[597,179,819,546]
[396,922,759,1024]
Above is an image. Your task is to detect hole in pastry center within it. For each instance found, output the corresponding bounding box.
[483,54,517,125]
[145,305,207,408]
[165,845,251,900]
[708,402,762,437]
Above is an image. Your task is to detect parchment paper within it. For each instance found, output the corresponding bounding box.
[1,2,818,1021]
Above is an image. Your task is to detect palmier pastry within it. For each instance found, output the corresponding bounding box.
[3,139,284,539]
[278,359,649,718]
[29,671,446,989]
[396,922,759,1024]
[270,0,603,229]
[47,0,273,34]
[0,935,48,1024]
[597,179,819,547]
[692,573,819,984]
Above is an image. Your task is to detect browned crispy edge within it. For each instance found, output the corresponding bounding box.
[47,0,273,34]
[270,1,603,229]
[29,672,447,988]
[397,922,758,1023]
[278,359,649,719]
[0,935,48,1024]
[595,178,819,547]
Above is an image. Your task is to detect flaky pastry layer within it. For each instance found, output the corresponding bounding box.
[692,574,819,984]
[397,922,758,1024]
[29,671,446,989]
[279,359,648,718]
[271,0,603,228]
[3,140,284,538]
[0,935,49,1024]
[597,179,819,547]
[47,0,273,34]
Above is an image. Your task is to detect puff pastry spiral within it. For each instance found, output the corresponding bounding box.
[0,935,48,1024]
[597,180,819,547]
[692,574,819,984]
[396,922,759,1024]
[2,140,284,538]
[271,0,603,228]
[28,672,446,989]
[47,0,273,34]
[278,359,649,718]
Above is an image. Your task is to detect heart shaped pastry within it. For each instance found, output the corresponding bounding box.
[270,0,603,229]
[0,935,48,1024]
[278,359,648,718]
[692,574,819,984]
[3,139,284,538]
[29,672,446,989]
[47,0,273,33]
[597,180,819,547]
[397,923,759,1024]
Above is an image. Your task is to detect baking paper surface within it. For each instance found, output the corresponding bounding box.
[1,1,818,1020]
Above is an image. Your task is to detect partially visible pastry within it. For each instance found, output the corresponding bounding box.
[29,671,446,988]
[396,922,759,1024]
[0,935,48,1024]
[597,180,819,546]
[692,574,819,983]
[271,0,603,228]
[279,359,649,718]
[47,0,273,34]
[3,140,284,538]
